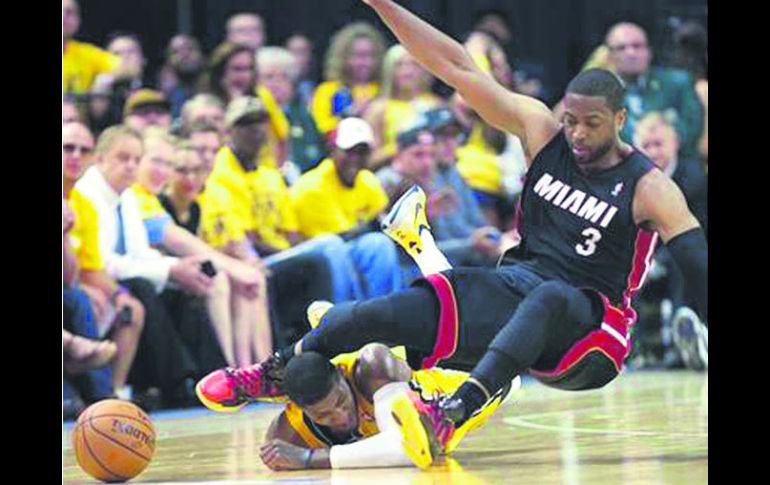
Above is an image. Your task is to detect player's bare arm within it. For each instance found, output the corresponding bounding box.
[362,0,559,162]
[354,343,413,401]
[633,169,708,319]
[261,412,332,470]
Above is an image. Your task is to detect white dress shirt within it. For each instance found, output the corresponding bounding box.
[75,166,178,293]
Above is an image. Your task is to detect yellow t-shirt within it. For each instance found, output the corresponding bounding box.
[456,123,503,195]
[62,40,121,94]
[197,183,246,250]
[256,85,290,168]
[291,159,389,238]
[311,81,380,134]
[128,183,173,245]
[283,349,470,449]
[67,188,103,271]
[208,146,298,251]
[380,95,443,159]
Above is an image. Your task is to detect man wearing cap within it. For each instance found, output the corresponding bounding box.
[291,117,403,299]
[123,89,173,133]
[375,118,436,205]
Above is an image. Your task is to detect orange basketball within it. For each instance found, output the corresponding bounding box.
[71,399,156,483]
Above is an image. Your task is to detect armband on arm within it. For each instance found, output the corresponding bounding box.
[665,227,708,320]
[328,382,414,469]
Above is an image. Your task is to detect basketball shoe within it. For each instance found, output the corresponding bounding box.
[381,185,431,259]
[195,354,286,412]
[391,389,456,468]
[672,306,708,371]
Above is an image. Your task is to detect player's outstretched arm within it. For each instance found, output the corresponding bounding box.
[362,0,559,161]
[634,170,707,320]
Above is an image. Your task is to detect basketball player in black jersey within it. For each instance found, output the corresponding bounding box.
[197,0,708,467]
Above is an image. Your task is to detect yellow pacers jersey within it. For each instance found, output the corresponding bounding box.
[311,81,380,134]
[67,188,103,271]
[283,349,470,449]
[456,123,503,196]
[290,159,388,238]
[197,183,246,250]
[381,95,442,159]
[62,40,121,94]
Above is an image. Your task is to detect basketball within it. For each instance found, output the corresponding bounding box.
[71,399,156,482]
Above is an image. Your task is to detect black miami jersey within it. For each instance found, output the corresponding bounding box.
[502,130,658,311]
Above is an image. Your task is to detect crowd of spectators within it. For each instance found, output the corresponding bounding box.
[63,0,708,417]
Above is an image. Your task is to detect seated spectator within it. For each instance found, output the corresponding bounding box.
[605,22,704,160]
[75,124,224,408]
[257,46,326,176]
[157,34,206,119]
[200,42,289,168]
[62,0,136,96]
[633,112,708,369]
[123,89,173,133]
[364,44,443,171]
[63,122,146,402]
[285,33,318,108]
[311,22,386,134]
[179,94,226,136]
[290,117,404,298]
[63,95,81,124]
[129,129,272,366]
[88,32,149,132]
[226,12,266,52]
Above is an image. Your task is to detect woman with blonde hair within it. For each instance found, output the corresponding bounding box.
[311,22,386,134]
[364,44,443,170]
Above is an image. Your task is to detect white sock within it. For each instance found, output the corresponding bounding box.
[413,230,453,275]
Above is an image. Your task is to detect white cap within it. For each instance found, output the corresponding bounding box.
[335,117,375,150]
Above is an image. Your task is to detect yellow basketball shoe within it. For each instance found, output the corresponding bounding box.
[445,376,521,454]
[391,389,455,469]
[306,300,334,329]
[381,185,431,260]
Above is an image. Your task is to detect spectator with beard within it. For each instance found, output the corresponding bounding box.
[158,34,207,119]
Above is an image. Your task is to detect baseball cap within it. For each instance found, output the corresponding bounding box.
[335,117,375,150]
[423,107,461,133]
[225,96,268,128]
[396,116,434,150]
[123,89,171,117]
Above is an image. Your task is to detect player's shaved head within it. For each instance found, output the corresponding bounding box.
[282,352,340,406]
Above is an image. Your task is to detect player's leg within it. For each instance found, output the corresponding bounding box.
[443,280,602,426]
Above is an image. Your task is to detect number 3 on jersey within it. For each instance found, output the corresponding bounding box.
[576,228,602,256]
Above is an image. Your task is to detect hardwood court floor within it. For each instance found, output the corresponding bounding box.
[62,370,708,484]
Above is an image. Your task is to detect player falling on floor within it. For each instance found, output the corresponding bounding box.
[198,0,708,468]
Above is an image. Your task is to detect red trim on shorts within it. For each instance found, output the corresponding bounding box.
[529,292,634,378]
[421,273,460,369]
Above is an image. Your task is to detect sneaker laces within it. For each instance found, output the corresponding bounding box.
[226,355,285,400]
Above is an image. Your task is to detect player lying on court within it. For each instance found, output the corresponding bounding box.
[256,344,517,470]
[199,0,708,469]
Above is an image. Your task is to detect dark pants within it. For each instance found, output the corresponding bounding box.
[120,278,199,395]
[301,265,603,379]
[267,252,334,349]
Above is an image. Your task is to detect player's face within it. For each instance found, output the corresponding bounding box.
[562,93,624,166]
[334,143,371,187]
[99,136,143,193]
[303,377,358,434]
[138,138,175,194]
[62,123,95,182]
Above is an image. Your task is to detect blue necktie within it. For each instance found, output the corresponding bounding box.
[115,203,127,255]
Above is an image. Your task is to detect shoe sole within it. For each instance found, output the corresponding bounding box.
[381,186,428,256]
[194,378,246,413]
[391,394,435,469]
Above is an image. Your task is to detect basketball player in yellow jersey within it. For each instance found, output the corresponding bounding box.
[258,343,518,471]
